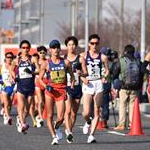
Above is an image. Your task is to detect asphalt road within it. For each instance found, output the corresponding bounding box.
[0,106,150,150]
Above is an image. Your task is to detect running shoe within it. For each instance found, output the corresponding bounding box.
[17,123,29,133]
[22,123,29,132]
[8,118,12,125]
[55,128,63,140]
[33,119,37,128]
[66,133,73,144]
[16,117,29,133]
[16,123,22,133]
[36,116,44,128]
[51,137,58,145]
[0,108,4,116]
[3,114,12,125]
[83,122,90,135]
[87,135,97,143]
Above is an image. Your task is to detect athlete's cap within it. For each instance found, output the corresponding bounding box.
[49,39,60,48]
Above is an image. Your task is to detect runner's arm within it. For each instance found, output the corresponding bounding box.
[101,53,109,78]
[32,56,40,75]
[39,61,48,88]
[78,56,88,77]
[65,59,75,88]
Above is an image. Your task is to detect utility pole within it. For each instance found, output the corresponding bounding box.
[71,0,76,36]
[140,0,146,61]
[18,0,22,43]
[95,0,100,33]
[75,0,78,35]
[85,0,89,52]
[119,0,124,54]
[40,0,44,44]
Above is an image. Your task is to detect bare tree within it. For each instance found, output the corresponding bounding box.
[56,2,150,55]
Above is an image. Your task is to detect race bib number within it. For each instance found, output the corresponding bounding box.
[51,70,66,83]
[19,66,32,79]
[87,67,100,80]
[67,72,79,86]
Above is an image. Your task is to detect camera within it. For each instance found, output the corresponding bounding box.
[100,47,118,61]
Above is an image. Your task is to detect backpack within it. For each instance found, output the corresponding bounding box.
[119,56,140,88]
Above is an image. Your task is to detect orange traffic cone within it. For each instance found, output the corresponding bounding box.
[128,97,144,135]
[42,104,47,120]
[97,120,105,130]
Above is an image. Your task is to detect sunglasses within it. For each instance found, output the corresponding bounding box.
[39,51,46,54]
[6,56,13,59]
[90,42,99,45]
[21,46,30,49]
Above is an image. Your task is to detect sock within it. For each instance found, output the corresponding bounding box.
[87,119,91,125]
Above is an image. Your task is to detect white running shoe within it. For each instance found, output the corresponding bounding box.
[17,123,22,133]
[17,123,29,133]
[87,135,97,143]
[16,117,29,133]
[3,114,8,125]
[16,116,20,124]
[55,128,63,140]
[83,122,90,135]
[36,116,44,128]
[3,114,12,125]
[0,108,4,116]
[51,137,58,145]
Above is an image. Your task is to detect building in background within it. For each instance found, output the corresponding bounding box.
[13,0,41,44]
[12,0,101,45]
[13,0,72,44]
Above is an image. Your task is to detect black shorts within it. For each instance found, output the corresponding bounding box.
[66,85,82,99]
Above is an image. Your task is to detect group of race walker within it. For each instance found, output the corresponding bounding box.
[0,33,150,145]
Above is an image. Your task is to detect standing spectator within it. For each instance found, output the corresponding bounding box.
[100,47,118,128]
[114,45,141,130]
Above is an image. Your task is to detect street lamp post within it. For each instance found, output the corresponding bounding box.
[140,0,146,61]
[71,0,76,36]
[40,0,44,44]
[95,0,99,33]
[85,0,89,52]
[119,0,124,54]
[18,0,22,43]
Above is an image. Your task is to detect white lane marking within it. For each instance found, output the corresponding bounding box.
[107,131,126,136]
[143,114,150,118]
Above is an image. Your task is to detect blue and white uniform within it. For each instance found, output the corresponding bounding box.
[82,51,103,94]
[66,55,82,99]
[17,58,35,98]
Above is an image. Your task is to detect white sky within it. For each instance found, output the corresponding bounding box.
[107,0,142,10]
